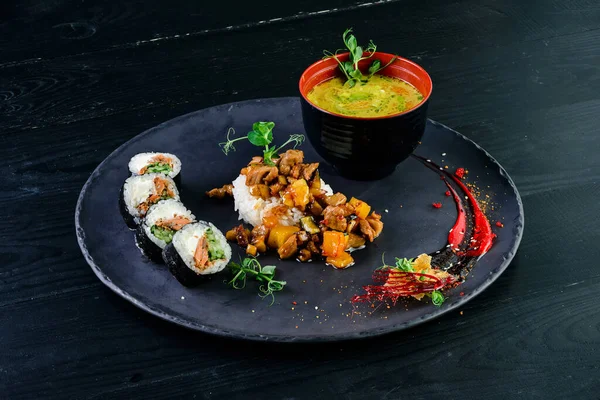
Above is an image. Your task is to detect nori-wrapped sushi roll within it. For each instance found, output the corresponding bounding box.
[135,199,195,262]
[120,173,179,228]
[162,222,232,287]
[128,152,182,186]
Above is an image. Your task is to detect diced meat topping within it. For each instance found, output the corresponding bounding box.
[279,149,304,175]
[206,184,233,199]
[244,165,279,185]
[322,206,348,232]
[277,234,298,259]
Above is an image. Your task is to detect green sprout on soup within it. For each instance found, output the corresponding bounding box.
[323,28,397,88]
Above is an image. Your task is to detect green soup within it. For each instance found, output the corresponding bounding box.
[307,75,424,118]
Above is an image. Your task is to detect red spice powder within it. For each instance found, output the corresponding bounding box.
[432,202,442,209]
[445,190,451,197]
[455,168,466,179]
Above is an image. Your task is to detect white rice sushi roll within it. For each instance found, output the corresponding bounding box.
[162,222,232,287]
[128,152,182,184]
[120,173,180,229]
[135,199,195,261]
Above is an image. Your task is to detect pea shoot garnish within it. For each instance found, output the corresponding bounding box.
[219,121,304,166]
[430,290,445,306]
[323,28,397,88]
[227,257,286,306]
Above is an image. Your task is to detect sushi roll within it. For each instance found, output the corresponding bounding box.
[135,199,195,262]
[162,222,232,287]
[120,173,180,229]
[128,152,182,184]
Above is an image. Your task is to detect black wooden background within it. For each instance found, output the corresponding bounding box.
[2,0,600,398]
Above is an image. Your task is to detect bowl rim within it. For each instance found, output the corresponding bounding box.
[299,51,433,121]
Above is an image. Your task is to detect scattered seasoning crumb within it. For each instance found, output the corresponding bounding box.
[316,315,319,319]
[305,301,308,304]
[460,311,464,315]
[442,153,446,156]
[427,159,431,162]
[432,202,442,209]
[384,209,389,213]
[495,221,504,228]
[303,280,306,283]
[252,310,255,313]
[315,306,318,310]
[445,190,451,196]
[181,296,185,300]
[292,301,297,305]
[460,292,465,296]
[444,165,449,169]
[455,167,466,178]
[291,307,295,310]
[295,325,298,329]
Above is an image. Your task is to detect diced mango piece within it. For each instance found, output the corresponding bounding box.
[290,178,310,208]
[246,244,257,257]
[266,225,300,249]
[326,252,355,269]
[349,197,371,219]
[322,231,348,257]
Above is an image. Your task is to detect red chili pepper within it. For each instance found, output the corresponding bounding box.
[495,221,504,228]
[455,168,465,179]
[432,202,442,209]
[292,301,297,305]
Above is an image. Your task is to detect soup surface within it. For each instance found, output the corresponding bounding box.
[307,75,424,118]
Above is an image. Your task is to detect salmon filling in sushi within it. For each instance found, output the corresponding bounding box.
[135,199,195,261]
[128,152,182,182]
[120,173,180,228]
[162,222,232,287]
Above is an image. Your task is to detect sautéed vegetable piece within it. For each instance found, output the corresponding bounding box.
[307,75,424,118]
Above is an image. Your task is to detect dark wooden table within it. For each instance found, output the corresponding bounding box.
[2,0,599,398]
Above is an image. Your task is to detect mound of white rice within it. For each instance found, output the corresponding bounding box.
[231,174,333,227]
[172,222,232,275]
[143,199,195,249]
[128,152,181,178]
[123,173,180,219]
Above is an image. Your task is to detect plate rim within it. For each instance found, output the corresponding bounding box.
[75,96,525,342]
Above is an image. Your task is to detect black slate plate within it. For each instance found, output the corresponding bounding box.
[75,97,524,342]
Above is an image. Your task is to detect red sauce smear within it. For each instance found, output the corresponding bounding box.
[447,173,494,257]
[445,183,466,252]
[352,157,496,305]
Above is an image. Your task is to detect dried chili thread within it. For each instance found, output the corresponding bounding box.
[351,269,455,304]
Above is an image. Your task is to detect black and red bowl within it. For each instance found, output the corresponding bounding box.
[299,52,433,180]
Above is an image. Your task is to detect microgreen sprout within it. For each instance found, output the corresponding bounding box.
[227,257,287,306]
[219,122,304,166]
[323,28,397,87]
